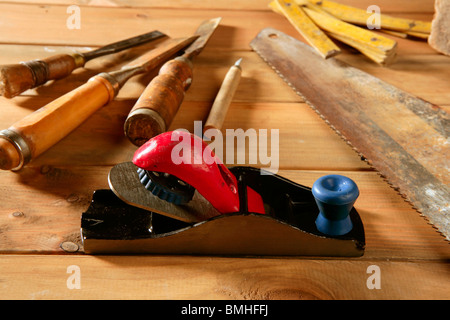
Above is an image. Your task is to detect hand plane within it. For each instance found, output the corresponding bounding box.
[81,131,365,257]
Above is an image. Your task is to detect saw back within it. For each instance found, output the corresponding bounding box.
[250,28,449,240]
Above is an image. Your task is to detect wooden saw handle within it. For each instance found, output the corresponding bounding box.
[0,74,115,170]
[124,56,193,146]
[0,53,85,98]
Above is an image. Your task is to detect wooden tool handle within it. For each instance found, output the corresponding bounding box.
[0,53,85,98]
[204,60,242,134]
[0,74,116,170]
[124,56,193,146]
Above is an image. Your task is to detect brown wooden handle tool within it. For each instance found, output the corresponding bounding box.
[0,53,86,99]
[123,17,222,146]
[0,30,165,98]
[124,56,193,146]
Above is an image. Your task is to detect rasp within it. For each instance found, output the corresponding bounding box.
[250,28,449,240]
[0,30,166,98]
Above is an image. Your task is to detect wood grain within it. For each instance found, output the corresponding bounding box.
[1,0,436,13]
[125,57,195,146]
[0,3,436,53]
[0,166,448,260]
[0,255,448,300]
[0,0,448,301]
[0,98,372,170]
[1,47,448,106]
[0,63,35,99]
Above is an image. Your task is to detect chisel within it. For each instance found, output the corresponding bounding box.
[124,17,222,146]
[204,58,242,135]
[0,36,197,171]
[0,30,166,98]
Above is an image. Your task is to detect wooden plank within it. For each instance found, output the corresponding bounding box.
[0,167,448,259]
[0,3,435,53]
[1,52,447,170]
[0,97,372,170]
[0,255,448,299]
[0,3,283,47]
[1,45,448,105]
[0,47,301,101]
[171,102,373,171]
[0,0,436,14]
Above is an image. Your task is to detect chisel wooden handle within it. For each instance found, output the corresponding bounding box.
[124,56,193,146]
[204,58,242,134]
[0,53,85,98]
[0,73,116,170]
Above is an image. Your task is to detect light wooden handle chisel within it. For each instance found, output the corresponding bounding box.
[0,74,116,170]
[204,58,242,134]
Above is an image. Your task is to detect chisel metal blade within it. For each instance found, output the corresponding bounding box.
[81,30,166,61]
[182,17,222,60]
[250,28,449,240]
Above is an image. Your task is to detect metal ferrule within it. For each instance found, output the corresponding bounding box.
[0,129,32,171]
[71,52,86,68]
[97,67,143,98]
[97,72,121,98]
[20,59,50,87]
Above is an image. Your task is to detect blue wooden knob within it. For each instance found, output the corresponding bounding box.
[312,175,359,236]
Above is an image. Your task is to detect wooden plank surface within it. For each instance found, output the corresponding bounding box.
[0,0,436,13]
[1,255,448,300]
[1,167,448,260]
[0,0,448,301]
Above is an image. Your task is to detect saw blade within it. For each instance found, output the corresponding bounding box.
[250,28,449,240]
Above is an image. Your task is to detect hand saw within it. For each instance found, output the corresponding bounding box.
[250,28,449,240]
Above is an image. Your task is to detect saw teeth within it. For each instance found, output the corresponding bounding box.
[136,168,194,205]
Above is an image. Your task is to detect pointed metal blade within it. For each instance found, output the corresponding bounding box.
[83,30,166,61]
[122,36,198,72]
[183,17,222,60]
